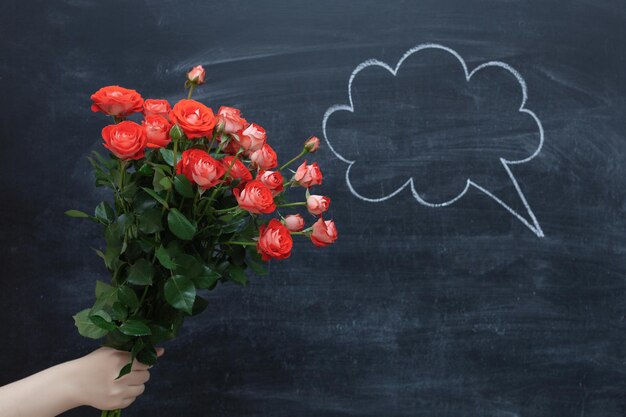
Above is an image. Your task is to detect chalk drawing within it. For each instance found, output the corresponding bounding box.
[322,43,545,237]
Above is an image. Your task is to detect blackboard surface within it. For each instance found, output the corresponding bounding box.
[1,1,626,416]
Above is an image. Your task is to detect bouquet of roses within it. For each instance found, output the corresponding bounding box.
[66,65,338,417]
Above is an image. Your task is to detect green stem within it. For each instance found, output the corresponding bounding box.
[214,206,240,214]
[279,148,307,171]
[276,202,307,208]
[133,285,150,316]
[187,83,196,99]
[223,241,256,246]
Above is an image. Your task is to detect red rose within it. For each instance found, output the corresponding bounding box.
[177,148,208,181]
[101,121,147,160]
[284,214,305,232]
[169,99,216,139]
[233,180,276,214]
[186,151,225,190]
[217,106,247,134]
[238,123,266,154]
[91,86,144,117]
[257,170,284,195]
[187,65,206,84]
[143,99,171,119]
[304,136,321,153]
[221,155,252,185]
[256,219,293,261]
[249,144,278,170]
[142,115,172,148]
[306,194,330,216]
[294,161,323,188]
[310,218,338,247]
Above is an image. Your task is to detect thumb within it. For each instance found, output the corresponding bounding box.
[155,347,165,358]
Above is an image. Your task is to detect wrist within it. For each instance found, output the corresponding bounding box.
[53,358,86,410]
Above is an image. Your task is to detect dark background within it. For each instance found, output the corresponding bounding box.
[1,1,626,416]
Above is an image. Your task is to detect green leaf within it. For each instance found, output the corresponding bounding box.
[89,310,117,331]
[159,148,177,166]
[65,209,89,218]
[155,245,177,269]
[137,208,164,234]
[159,176,173,191]
[127,258,155,286]
[110,302,128,321]
[73,309,108,339]
[117,286,139,310]
[136,345,158,366]
[193,268,221,289]
[119,319,152,336]
[164,275,196,315]
[94,201,115,223]
[167,209,196,240]
[140,187,169,209]
[115,362,133,380]
[174,174,194,198]
[227,265,248,286]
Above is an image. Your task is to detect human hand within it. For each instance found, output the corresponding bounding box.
[0,346,164,417]
[66,346,165,411]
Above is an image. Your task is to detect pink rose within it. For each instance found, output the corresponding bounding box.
[306,195,330,216]
[233,180,276,214]
[249,144,278,170]
[284,214,305,232]
[142,114,172,148]
[187,65,206,84]
[294,161,323,188]
[238,123,266,154]
[217,106,247,134]
[257,170,284,195]
[256,219,293,261]
[310,218,338,247]
[143,99,171,119]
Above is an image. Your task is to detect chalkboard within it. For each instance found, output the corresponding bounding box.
[1,1,626,416]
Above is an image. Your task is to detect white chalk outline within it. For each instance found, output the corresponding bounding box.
[322,43,545,237]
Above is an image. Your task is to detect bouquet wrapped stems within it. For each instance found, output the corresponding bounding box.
[67,65,337,415]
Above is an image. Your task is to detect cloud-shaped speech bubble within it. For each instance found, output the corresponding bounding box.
[322,43,545,237]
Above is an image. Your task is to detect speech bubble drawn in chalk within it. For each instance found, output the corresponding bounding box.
[322,43,545,238]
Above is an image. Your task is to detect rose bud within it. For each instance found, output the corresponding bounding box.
[169,99,216,139]
[304,136,320,153]
[310,218,338,247]
[101,121,147,161]
[249,143,278,170]
[187,65,206,84]
[283,214,305,232]
[221,155,253,185]
[143,99,171,119]
[91,85,144,117]
[142,114,172,148]
[257,170,284,195]
[238,123,266,154]
[293,161,323,188]
[233,180,276,214]
[217,106,247,134]
[256,219,293,261]
[306,195,330,216]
